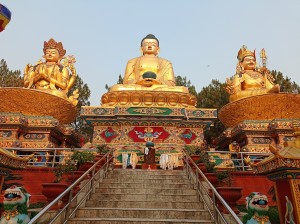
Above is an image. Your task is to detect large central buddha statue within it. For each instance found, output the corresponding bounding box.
[109,34,188,93]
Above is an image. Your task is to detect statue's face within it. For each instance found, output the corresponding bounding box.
[241,56,256,70]
[45,48,60,62]
[141,39,159,55]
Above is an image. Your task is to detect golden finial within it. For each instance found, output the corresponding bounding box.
[260,48,268,67]
[43,38,66,57]
[237,45,255,62]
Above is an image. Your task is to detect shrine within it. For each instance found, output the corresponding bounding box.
[217,46,300,154]
[0,38,81,149]
[81,34,217,167]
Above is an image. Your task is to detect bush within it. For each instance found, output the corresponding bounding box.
[205,161,216,173]
[53,160,77,183]
[71,150,95,168]
[184,145,201,155]
[96,144,110,154]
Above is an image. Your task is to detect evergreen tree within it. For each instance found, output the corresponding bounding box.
[175,75,197,96]
[105,74,123,91]
[0,59,23,87]
[197,79,229,110]
[271,70,300,93]
[197,79,229,145]
[69,75,92,142]
[117,74,123,84]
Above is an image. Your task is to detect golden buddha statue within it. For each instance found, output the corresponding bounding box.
[24,38,78,105]
[109,34,188,93]
[225,46,280,102]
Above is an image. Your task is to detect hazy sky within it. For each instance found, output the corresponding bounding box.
[1,1,299,105]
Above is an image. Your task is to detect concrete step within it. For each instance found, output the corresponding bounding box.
[97,182,192,189]
[89,193,199,202]
[68,169,214,224]
[75,207,211,220]
[111,169,185,175]
[102,178,190,184]
[107,174,189,180]
[85,200,204,209]
[68,217,214,224]
[95,188,196,195]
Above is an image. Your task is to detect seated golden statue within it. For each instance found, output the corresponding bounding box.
[225,46,280,102]
[109,34,188,93]
[24,38,78,105]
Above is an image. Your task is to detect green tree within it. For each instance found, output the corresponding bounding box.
[0,59,92,143]
[175,75,197,96]
[197,79,229,145]
[69,75,92,142]
[272,70,300,93]
[117,74,123,84]
[105,74,123,91]
[197,79,229,110]
[0,59,23,87]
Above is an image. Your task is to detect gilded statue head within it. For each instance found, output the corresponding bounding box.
[237,46,256,71]
[140,34,160,56]
[43,38,66,62]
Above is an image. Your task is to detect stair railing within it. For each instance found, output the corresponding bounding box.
[183,150,243,224]
[28,149,114,224]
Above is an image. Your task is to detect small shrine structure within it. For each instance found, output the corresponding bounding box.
[247,120,300,223]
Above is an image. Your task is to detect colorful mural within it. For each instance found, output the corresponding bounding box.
[128,127,169,142]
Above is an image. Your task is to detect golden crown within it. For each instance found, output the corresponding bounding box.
[43,38,66,56]
[237,45,255,62]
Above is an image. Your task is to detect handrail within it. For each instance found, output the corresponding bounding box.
[207,150,271,171]
[182,150,243,224]
[28,149,114,224]
[4,147,98,167]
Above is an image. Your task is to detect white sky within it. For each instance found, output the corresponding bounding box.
[1,0,300,105]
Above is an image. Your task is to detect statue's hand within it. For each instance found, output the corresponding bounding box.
[136,78,161,87]
[225,78,235,94]
[24,64,32,75]
[69,64,77,78]
[258,67,268,74]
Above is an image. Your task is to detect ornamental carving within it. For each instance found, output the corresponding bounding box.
[101,91,197,108]
[0,88,77,124]
[219,93,300,127]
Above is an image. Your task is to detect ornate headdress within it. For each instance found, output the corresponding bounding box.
[237,45,255,62]
[43,38,66,57]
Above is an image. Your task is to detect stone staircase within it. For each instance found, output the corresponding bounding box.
[69,169,214,224]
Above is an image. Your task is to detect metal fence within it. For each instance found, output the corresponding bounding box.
[4,147,98,167]
[183,151,243,224]
[27,149,114,224]
[207,150,271,171]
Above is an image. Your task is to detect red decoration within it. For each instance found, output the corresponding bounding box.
[128,127,170,143]
[179,129,196,144]
[100,127,118,143]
